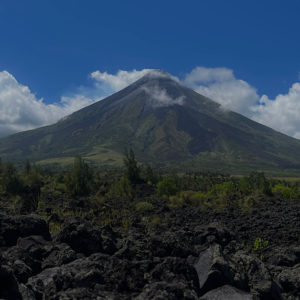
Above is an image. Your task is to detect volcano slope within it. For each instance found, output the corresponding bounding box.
[0,70,300,174]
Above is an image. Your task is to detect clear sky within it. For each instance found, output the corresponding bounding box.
[1,0,300,138]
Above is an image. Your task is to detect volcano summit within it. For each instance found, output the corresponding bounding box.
[0,70,300,173]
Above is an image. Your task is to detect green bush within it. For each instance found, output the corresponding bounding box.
[106,177,132,199]
[135,201,154,212]
[49,222,62,234]
[188,191,208,206]
[253,237,269,260]
[208,181,237,209]
[237,195,259,213]
[238,178,251,194]
[167,190,208,208]
[157,176,179,196]
[253,237,269,252]
[211,181,236,199]
[272,184,297,199]
[168,195,185,208]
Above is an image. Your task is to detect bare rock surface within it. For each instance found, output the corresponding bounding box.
[1,197,300,299]
[199,285,253,300]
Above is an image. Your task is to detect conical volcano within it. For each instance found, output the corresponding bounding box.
[1,70,300,173]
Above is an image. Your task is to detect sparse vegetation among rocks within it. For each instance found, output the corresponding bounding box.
[253,237,269,260]
[1,156,300,299]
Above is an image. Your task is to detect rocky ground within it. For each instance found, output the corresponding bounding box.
[1,195,300,299]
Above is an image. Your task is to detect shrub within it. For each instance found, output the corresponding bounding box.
[167,190,210,209]
[272,184,297,199]
[168,195,184,208]
[49,222,62,234]
[211,181,236,199]
[238,178,251,194]
[150,215,161,226]
[238,195,259,213]
[157,176,179,196]
[253,237,269,260]
[208,181,237,209]
[188,191,208,207]
[135,201,154,212]
[167,190,206,208]
[253,237,269,252]
[106,177,132,199]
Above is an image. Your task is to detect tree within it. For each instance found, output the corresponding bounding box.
[247,172,272,196]
[157,176,179,196]
[123,148,140,184]
[25,159,31,175]
[26,167,43,187]
[65,156,92,196]
[1,162,23,195]
[143,164,160,185]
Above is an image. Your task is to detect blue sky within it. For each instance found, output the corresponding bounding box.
[1,0,300,137]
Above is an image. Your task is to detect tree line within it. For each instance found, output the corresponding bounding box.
[0,149,299,215]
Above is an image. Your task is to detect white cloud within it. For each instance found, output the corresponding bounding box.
[1,67,300,140]
[184,67,234,84]
[0,71,98,137]
[90,69,153,91]
[91,68,183,107]
[0,69,165,137]
[183,66,300,138]
[90,69,179,92]
[183,66,259,115]
[252,83,300,138]
[0,68,160,137]
[141,84,185,107]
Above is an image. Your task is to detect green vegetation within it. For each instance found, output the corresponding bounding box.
[253,237,269,252]
[157,176,180,196]
[135,201,154,213]
[106,177,132,200]
[1,150,300,236]
[253,237,269,260]
[123,148,140,184]
[65,156,93,197]
[272,184,297,199]
[142,164,160,185]
[1,162,23,195]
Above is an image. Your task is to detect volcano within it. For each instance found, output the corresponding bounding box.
[1,70,300,173]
